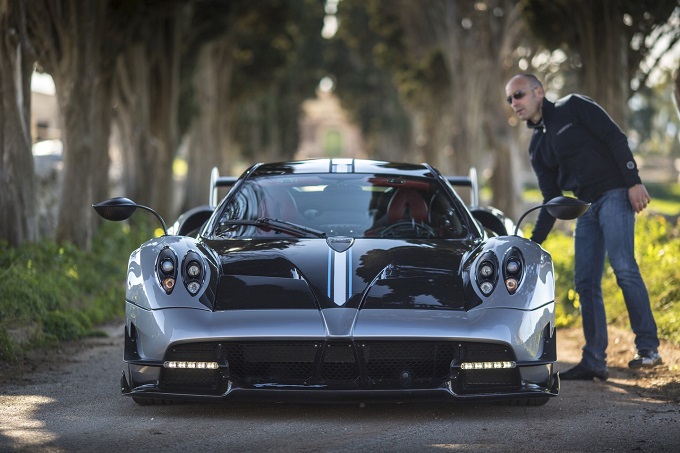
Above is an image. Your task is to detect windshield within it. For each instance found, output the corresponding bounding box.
[213,174,469,239]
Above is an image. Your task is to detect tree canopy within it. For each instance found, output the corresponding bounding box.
[1,0,679,247]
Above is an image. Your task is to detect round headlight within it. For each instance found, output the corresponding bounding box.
[480,281,494,295]
[187,281,201,295]
[162,277,175,292]
[506,260,520,274]
[480,262,494,278]
[505,278,518,292]
[161,259,174,274]
[187,261,201,278]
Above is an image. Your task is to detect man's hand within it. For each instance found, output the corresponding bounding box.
[628,184,651,213]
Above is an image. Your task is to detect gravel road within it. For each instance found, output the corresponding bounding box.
[1,323,679,452]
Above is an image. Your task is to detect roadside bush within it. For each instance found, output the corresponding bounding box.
[0,221,151,359]
[0,328,16,362]
[543,214,680,345]
[42,310,89,341]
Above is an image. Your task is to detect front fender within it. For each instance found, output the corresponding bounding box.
[126,236,216,311]
[465,236,555,311]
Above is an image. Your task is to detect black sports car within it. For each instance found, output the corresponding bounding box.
[94,158,588,406]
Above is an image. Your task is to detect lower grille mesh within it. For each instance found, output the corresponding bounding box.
[159,341,520,394]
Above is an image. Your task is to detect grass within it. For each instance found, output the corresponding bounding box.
[0,220,152,361]
[544,213,680,345]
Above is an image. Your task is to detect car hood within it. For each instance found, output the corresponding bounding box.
[201,238,478,311]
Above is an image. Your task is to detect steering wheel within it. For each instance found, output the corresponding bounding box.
[379,221,436,238]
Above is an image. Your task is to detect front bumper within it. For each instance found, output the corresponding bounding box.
[121,339,558,404]
[122,304,558,403]
[121,367,559,404]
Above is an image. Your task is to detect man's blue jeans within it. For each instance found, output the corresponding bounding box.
[573,188,659,370]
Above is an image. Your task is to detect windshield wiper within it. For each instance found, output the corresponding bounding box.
[217,217,326,238]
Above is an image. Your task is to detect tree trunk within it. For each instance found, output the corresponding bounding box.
[146,10,186,221]
[675,68,680,120]
[26,0,116,249]
[51,5,111,249]
[112,44,158,206]
[0,0,36,246]
[53,71,110,248]
[571,0,628,127]
[182,35,235,212]
[422,0,523,216]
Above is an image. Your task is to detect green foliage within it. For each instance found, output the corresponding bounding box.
[42,310,90,341]
[646,182,680,207]
[0,327,16,362]
[232,0,327,161]
[544,214,680,345]
[325,0,414,155]
[0,222,148,360]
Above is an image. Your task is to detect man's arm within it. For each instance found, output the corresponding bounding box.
[529,139,562,244]
[568,95,642,189]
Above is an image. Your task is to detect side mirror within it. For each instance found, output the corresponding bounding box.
[92,197,168,235]
[514,196,590,236]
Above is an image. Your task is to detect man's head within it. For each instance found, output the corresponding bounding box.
[505,74,544,124]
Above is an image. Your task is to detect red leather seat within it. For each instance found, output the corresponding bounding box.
[386,189,428,223]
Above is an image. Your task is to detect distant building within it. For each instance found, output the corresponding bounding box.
[30,73,60,143]
[296,88,366,160]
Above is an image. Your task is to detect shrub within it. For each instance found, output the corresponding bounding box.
[543,214,680,345]
[0,220,152,360]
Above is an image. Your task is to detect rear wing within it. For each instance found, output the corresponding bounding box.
[446,167,479,208]
[209,167,237,209]
[209,166,479,209]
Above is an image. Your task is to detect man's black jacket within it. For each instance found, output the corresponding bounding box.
[527,95,641,244]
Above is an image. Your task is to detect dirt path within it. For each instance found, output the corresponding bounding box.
[557,325,680,403]
[1,323,679,452]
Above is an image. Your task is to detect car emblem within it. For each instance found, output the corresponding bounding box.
[326,236,354,252]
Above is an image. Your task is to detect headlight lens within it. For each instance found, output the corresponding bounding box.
[156,248,178,294]
[480,281,495,295]
[161,259,174,273]
[186,281,201,295]
[187,261,201,277]
[480,263,494,278]
[476,252,498,297]
[505,278,518,292]
[182,251,205,297]
[502,249,524,295]
[162,277,176,292]
[506,259,520,274]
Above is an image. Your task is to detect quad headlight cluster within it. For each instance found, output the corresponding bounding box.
[156,247,206,296]
[475,248,524,296]
[502,249,524,295]
[157,248,178,294]
[182,250,205,296]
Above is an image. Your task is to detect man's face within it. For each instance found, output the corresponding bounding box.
[505,77,543,124]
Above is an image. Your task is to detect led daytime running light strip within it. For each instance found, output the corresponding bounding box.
[163,361,219,370]
[460,361,516,370]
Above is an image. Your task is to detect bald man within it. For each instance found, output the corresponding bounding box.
[505,74,661,380]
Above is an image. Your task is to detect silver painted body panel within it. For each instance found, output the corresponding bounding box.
[127,304,553,362]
